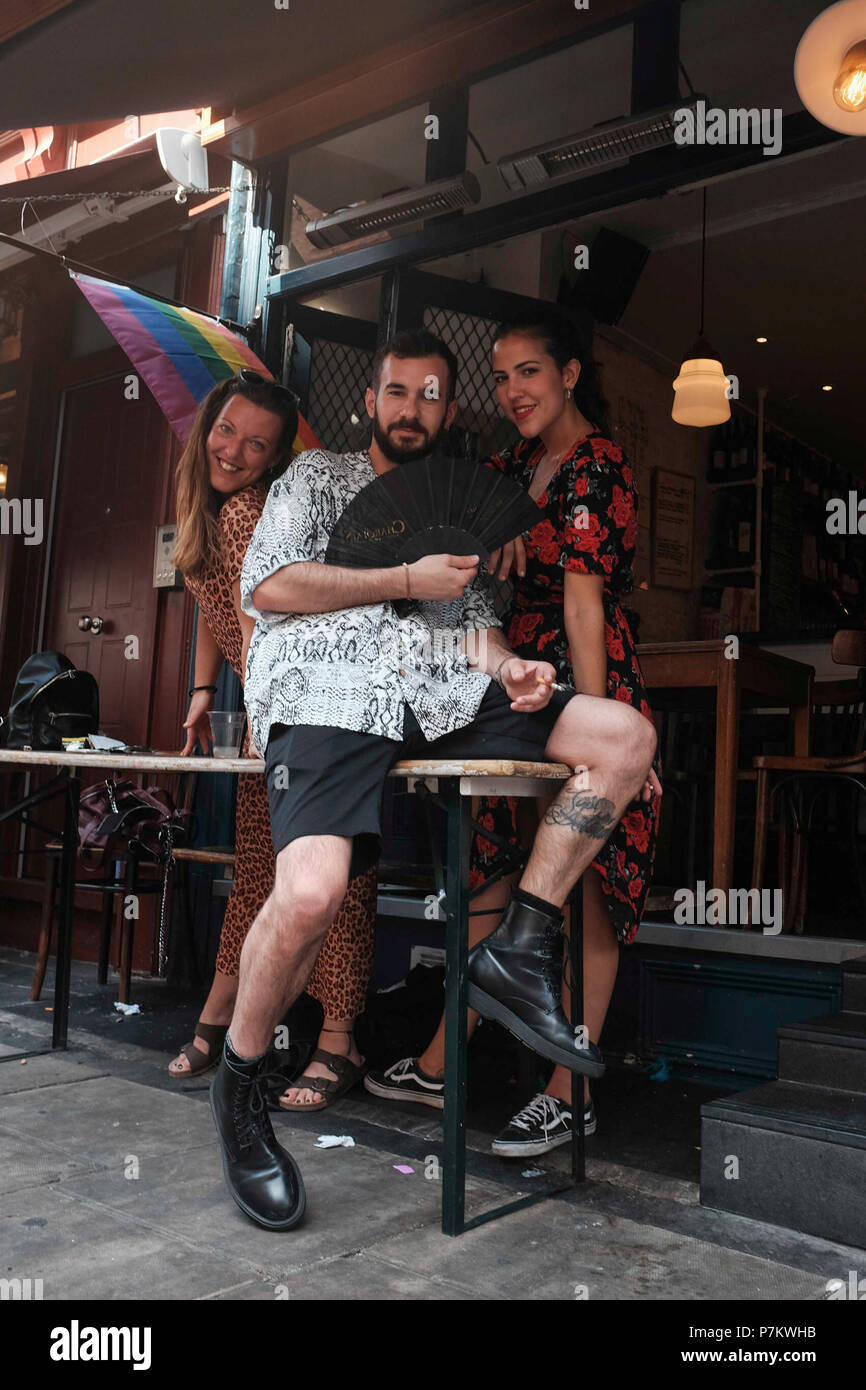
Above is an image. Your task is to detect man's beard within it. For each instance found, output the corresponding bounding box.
[371,411,444,464]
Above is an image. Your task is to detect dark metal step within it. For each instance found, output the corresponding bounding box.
[778,1012,866,1092]
[843,958,866,1015]
[701,1080,866,1247]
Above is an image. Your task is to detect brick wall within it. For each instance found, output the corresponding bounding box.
[595,325,708,642]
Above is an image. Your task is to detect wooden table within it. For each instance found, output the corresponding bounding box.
[637,640,814,890]
[0,749,257,1058]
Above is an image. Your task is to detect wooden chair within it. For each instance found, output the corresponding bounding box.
[751,629,866,933]
[650,703,715,888]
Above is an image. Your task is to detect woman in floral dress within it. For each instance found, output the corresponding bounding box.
[365,311,661,1156]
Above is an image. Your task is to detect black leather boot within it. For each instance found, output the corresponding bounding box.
[210,1041,306,1230]
[467,890,605,1076]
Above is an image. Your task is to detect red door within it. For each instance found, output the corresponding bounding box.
[46,375,169,744]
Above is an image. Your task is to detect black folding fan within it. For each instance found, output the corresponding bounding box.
[324,454,542,568]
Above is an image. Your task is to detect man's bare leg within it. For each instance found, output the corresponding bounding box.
[229,835,352,1059]
[521,695,656,905]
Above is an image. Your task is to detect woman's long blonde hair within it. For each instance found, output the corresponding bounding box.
[174,375,298,578]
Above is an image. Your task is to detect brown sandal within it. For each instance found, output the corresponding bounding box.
[278,1047,366,1112]
[168,1022,228,1078]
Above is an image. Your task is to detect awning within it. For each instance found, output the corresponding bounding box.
[0,138,231,274]
[0,0,485,128]
[0,145,167,235]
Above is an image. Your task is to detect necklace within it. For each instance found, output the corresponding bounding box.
[528,425,595,500]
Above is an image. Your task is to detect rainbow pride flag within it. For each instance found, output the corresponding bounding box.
[71,271,319,453]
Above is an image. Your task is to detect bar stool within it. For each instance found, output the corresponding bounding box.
[389,757,587,1236]
[31,843,168,1004]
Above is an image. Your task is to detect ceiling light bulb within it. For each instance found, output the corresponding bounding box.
[834,40,866,110]
[756,336,768,343]
[822,384,833,391]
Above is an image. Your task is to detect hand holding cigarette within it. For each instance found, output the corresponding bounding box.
[536,675,571,694]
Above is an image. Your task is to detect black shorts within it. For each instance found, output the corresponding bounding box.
[264,682,574,872]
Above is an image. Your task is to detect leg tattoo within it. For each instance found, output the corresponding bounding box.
[543,778,617,839]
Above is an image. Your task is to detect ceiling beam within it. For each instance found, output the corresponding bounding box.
[0,0,78,45]
[202,0,667,165]
[266,110,842,302]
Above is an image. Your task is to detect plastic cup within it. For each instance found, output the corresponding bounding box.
[208,711,246,759]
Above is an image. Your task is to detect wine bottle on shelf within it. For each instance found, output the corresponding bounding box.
[727,417,740,479]
[778,437,791,485]
[739,418,751,476]
[710,421,727,481]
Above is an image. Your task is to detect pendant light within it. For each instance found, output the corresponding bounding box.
[795,0,866,134]
[671,187,731,427]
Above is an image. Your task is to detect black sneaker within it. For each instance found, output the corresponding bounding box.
[364,1057,445,1110]
[490,1092,596,1158]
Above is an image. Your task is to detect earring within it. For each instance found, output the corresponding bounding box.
[565,387,572,400]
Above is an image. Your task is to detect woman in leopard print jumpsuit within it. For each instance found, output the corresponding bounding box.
[169,374,376,1102]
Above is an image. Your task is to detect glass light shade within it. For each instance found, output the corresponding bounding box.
[795,0,866,134]
[671,356,732,427]
[834,39,866,108]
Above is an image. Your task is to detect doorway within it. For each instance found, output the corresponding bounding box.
[45,374,169,745]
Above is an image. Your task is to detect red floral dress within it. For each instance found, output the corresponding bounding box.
[472,432,660,946]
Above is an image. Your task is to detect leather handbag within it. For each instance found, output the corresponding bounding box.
[77,779,192,873]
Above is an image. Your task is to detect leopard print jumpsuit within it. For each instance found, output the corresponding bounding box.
[185,483,376,1018]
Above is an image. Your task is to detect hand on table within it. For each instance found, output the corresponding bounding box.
[180,691,213,756]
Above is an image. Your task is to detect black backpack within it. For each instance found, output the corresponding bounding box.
[3,652,99,750]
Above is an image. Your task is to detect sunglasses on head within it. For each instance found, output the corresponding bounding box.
[234,368,299,409]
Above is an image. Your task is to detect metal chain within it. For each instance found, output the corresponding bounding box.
[156,822,174,978]
[0,186,250,204]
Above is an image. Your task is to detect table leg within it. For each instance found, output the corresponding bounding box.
[714,656,740,893]
[53,770,79,1050]
[752,769,770,893]
[0,770,75,1062]
[441,780,471,1237]
[569,879,586,1183]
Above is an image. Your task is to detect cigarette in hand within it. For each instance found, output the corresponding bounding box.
[537,676,571,694]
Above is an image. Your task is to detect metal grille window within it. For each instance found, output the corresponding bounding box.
[306,339,374,454]
[422,304,514,461]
